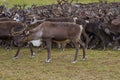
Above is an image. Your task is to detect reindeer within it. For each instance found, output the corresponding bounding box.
[13,22,86,63]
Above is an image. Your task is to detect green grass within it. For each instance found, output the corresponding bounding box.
[0,47,120,80]
[0,0,120,7]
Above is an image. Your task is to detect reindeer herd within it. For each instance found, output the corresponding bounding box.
[0,1,120,63]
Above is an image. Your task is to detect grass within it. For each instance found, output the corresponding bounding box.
[0,47,120,80]
[0,0,120,7]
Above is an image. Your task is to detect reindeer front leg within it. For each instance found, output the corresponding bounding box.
[13,46,22,59]
[29,42,35,58]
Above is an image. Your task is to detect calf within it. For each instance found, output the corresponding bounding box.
[14,22,86,63]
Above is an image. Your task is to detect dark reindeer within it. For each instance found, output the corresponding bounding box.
[13,22,86,63]
[0,21,27,49]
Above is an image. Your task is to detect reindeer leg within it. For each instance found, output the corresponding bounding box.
[45,39,51,63]
[79,39,86,60]
[13,46,21,59]
[29,42,35,58]
[61,43,66,52]
[72,41,79,63]
[97,32,106,50]
[82,29,90,48]
[9,40,13,50]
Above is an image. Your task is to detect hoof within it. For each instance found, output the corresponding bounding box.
[31,55,35,58]
[82,58,86,61]
[45,59,51,63]
[33,52,35,56]
[30,52,35,58]
[72,60,77,63]
[117,47,120,50]
[116,46,120,50]
[113,46,118,50]
[13,56,18,60]
[62,49,65,52]
[6,47,11,50]
[102,47,106,51]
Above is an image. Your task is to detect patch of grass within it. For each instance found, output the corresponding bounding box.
[0,0,120,7]
[0,47,120,80]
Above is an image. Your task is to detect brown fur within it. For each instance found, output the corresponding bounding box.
[14,22,86,63]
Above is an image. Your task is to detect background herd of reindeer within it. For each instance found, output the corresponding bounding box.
[0,0,119,62]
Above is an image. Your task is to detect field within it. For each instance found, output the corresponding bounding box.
[0,47,120,80]
[0,0,120,7]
